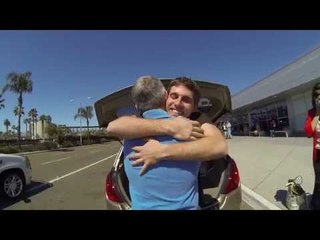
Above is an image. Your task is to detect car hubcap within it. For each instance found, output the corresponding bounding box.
[4,175,23,198]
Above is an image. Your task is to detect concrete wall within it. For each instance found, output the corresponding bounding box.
[30,120,49,139]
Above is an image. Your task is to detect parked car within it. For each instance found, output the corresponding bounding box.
[0,153,32,200]
[94,78,242,210]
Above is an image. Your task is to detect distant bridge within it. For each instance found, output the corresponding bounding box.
[64,126,102,133]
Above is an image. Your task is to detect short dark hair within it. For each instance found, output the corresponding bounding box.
[312,82,320,109]
[167,77,201,106]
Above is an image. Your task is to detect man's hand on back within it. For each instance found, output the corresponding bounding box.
[129,139,165,176]
[169,116,204,141]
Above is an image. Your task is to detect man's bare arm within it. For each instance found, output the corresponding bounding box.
[130,123,228,175]
[131,123,227,162]
[106,116,204,140]
[163,123,228,160]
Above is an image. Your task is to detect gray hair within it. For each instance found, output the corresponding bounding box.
[131,75,166,113]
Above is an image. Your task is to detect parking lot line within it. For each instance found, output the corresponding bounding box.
[41,157,71,165]
[26,153,117,193]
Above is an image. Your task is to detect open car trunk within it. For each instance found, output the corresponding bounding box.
[95,78,232,127]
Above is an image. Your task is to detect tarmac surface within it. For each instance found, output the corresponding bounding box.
[228,136,313,210]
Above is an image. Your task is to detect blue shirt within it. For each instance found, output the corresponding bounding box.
[124,109,201,210]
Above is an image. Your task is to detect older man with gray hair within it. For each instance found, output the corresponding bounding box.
[123,75,201,210]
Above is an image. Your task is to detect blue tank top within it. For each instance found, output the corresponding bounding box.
[124,109,201,210]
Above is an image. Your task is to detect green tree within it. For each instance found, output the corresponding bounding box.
[4,71,33,149]
[13,106,24,138]
[46,124,69,145]
[74,105,94,143]
[46,123,57,138]
[11,125,17,135]
[14,106,24,117]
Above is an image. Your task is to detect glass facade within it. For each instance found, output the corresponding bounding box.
[232,101,289,136]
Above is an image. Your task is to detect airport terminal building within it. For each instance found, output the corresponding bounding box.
[231,46,320,137]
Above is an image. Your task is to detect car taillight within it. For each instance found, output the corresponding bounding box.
[106,171,124,203]
[225,158,240,194]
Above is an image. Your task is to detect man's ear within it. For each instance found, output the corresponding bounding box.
[164,90,168,100]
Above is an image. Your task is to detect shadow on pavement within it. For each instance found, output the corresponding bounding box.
[274,189,313,210]
[274,189,287,207]
[0,180,53,210]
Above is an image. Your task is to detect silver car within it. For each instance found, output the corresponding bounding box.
[95,78,242,210]
[0,153,32,200]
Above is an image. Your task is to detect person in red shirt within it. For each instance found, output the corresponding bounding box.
[304,82,320,210]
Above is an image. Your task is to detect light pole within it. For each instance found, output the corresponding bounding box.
[79,102,83,145]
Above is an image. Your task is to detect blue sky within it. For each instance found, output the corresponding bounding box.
[1,30,320,132]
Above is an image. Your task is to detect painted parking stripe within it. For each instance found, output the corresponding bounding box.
[241,184,282,210]
[26,153,117,193]
[41,157,71,165]
[48,153,117,183]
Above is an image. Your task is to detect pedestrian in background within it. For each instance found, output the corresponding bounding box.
[304,82,320,210]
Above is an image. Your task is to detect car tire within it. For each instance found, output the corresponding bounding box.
[0,171,25,200]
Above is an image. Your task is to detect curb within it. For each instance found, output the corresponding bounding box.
[18,150,51,156]
[241,184,283,210]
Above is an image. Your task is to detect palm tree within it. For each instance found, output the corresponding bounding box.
[39,114,47,139]
[4,71,33,149]
[14,106,24,138]
[28,108,38,139]
[11,125,17,135]
[74,105,94,143]
[14,106,25,117]
[4,119,10,134]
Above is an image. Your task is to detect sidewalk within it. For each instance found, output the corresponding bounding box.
[227,136,313,210]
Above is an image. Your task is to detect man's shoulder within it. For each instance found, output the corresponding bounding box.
[201,122,216,129]
[201,122,220,136]
[143,109,169,119]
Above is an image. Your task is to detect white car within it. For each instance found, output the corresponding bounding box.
[0,153,32,200]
